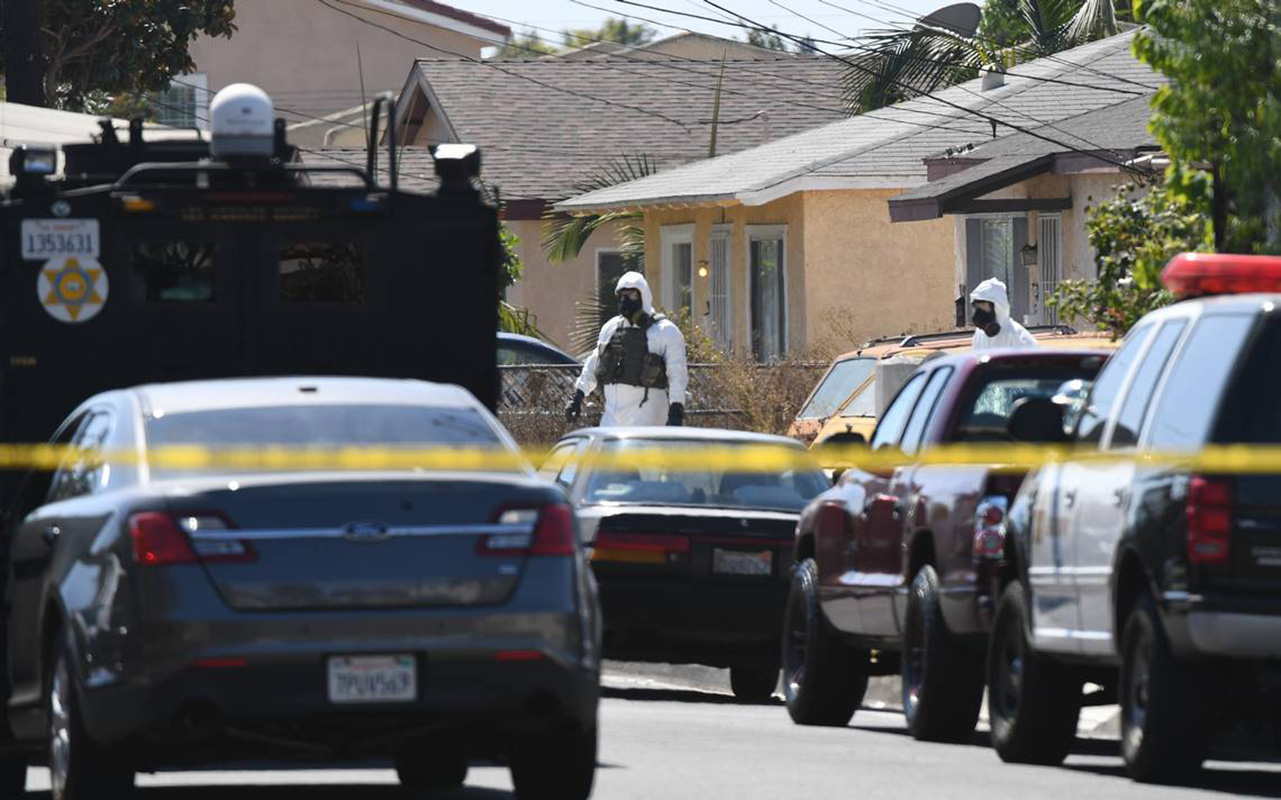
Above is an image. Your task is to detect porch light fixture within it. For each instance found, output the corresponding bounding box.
[1020,243,1038,267]
[697,260,709,278]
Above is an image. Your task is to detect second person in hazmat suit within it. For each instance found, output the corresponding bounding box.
[970,277,1039,350]
[566,272,688,427]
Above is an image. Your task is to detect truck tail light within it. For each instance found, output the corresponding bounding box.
[973,496,1008,559]
[591,531,690,564]
[479,505,576,557]
[816,500,849,543]
[1187,476,1232,565]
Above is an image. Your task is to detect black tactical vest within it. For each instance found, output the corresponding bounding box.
[595,317,669,389]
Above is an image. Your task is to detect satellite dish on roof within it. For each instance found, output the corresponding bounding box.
[917,3,981,37]
[210,83,275,158]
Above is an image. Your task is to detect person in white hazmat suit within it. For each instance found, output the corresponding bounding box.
[566,272,688,427]
[970,277,1039,350]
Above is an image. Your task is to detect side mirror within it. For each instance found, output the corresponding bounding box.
[1008,396,1067,443]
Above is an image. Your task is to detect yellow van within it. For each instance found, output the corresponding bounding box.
[790,327,1118,447]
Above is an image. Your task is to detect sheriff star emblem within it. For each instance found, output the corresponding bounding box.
[38,256,109,324]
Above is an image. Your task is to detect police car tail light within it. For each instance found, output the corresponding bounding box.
[973,496,1008,560]
[130,512,197,566]
[1162,253,1281,298]
[591,531,690,565]
[1187,476,1232,565]
[479,504,576,557]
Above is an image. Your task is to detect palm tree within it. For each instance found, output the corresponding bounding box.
[846,0,1121,113]
[540,155,655,266]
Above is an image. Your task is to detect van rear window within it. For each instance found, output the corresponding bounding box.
[132,242,217,302]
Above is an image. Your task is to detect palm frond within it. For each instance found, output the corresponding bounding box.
[845,24,986,113]
[498,301,551,338]
[1064,0,1118,46]
[568,291,609,356]
[540,155,658,264]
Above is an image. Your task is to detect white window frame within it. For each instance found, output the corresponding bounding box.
[708,223,733,350]
[660,224,695,316]
[159,72,210,131]
[745,224,789,361]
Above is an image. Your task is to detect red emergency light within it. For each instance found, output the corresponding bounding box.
[1162,252,1281,298]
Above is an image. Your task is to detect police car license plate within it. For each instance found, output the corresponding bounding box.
[327,655,417,704]
[713,548,773,576]
[21,219,100,260]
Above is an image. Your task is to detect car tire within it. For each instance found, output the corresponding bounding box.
[782,558,868,727]
[1119,593,1209,783]
[47,635,134,800]
[510,725,596,800]
[395,752,468,790]
[729,664,779,703]
[987,582,1082,765]
[902,565,984,742]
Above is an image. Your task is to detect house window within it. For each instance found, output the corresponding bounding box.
[661,224,694,319]
[596,249,638,327]
[748,225,786,363]
[154,73,210,131]
[1038,214,1062,325]
[709,225,732,351]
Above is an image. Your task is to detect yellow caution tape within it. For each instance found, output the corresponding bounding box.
[5,443,1281,474]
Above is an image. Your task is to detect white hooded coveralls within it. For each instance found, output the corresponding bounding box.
[575,271,688,427]
[970,278,1039,350]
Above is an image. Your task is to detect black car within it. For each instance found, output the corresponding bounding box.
[543,427,829,701]
[1,377,600,800]
[991,253,1281,781]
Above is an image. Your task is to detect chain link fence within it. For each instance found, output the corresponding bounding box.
[498,363,826,445]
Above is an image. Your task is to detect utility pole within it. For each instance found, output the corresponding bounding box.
[3,0,46,106]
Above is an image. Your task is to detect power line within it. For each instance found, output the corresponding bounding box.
[601,0,1147,97]
[316,0,691,130]
[759,0,1135,163]
[696,0,1143,172]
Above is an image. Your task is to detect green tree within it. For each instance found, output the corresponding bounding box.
[1134,0,1281,253]
[561,18,655,50]
[0,0,236,110]
[747,25,791,52]
[849,0,1122,113]
[494,29,559,59]
[977,0,1025,47]
[1050,176,1212,335]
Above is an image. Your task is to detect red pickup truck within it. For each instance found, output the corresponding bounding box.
[783,350,1106,741]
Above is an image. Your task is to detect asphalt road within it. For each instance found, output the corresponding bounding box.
[16,666,1281,799]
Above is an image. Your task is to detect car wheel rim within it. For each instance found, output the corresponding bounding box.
[1124,634,1151,756]
[996,622,1023,720]
[784,588,808,699]
[904,597,925,715]
[49,657,71,800]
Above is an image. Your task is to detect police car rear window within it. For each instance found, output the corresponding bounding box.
[144,405,505,476]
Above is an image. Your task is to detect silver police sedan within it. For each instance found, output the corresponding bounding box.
[0,377,600,800]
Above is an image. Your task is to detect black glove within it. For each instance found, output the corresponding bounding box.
[566,390,584,423]
[666,402,684,427]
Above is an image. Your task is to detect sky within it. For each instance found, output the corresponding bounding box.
[453,0,968,46]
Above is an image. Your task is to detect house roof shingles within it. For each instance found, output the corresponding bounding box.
[558,31,1165,211]
[410,55,852,201]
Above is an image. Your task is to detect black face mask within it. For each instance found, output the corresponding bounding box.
[972,306,996,327]
[619,296,643,320]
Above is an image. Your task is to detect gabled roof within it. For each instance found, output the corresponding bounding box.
[558,30,1163,212]
[889,93,1160,221]
[400,55,850,202]
[368,0,510,39]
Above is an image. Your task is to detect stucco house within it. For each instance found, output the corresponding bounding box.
[387,48,852,348]
[889,93,1161,327]
[160,0,509,134]
[557,31,1162,361]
